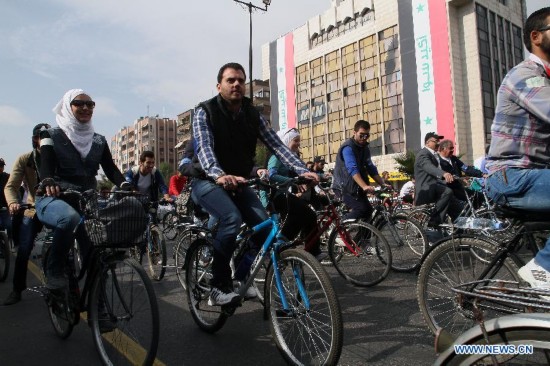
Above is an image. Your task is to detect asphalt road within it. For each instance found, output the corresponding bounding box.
[0,239,437,366]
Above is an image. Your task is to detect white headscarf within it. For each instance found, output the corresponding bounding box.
[277,128,300,147]
[53,88,95,158]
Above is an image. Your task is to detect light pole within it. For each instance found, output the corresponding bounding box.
[233,0,271,101]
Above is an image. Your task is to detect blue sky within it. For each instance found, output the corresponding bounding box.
[0,0,548,172]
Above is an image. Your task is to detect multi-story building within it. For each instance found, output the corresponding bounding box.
[175,109,194,160]
[262,0,526,174]
[111,116,178,173]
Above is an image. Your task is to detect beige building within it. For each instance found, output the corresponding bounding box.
[111,116,177,173]
[262,0,526,174]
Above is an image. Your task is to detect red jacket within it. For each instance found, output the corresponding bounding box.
[168,175,187,196]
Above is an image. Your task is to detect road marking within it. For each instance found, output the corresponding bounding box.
[27,259,165,366]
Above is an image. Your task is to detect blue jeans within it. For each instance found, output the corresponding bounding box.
[13,216,42,292]
[191,179,268,287]
[487,168,550,270]
[35,196,81,277]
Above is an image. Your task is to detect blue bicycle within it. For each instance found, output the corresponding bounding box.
[185,178,343,365]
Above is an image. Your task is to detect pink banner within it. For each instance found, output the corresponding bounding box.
[428,0,455,144]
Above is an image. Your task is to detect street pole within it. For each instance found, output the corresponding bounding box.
[233,0,271,102]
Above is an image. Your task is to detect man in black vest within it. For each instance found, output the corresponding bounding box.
[192,62,318,306]
[332,120,389,220]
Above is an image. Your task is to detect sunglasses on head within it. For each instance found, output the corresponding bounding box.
[284,127,299,135]
[70,100,96,109]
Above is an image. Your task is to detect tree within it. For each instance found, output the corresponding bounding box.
[97,174,114,191]
[393,150,416,178]
[255,141,269,168]
[158,162,173,184]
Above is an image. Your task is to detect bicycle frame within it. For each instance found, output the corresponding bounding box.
[238,210,311,312]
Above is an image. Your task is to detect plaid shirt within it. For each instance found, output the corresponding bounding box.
[487,54,550,172]
[192,105,308,180]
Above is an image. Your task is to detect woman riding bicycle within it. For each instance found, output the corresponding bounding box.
[36,89,130,290]
[261,127,326,261]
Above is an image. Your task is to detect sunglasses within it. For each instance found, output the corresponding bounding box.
[70,100,96,109]
[358,133,370,140]
[284,127,299,135]
[538,25,550,32]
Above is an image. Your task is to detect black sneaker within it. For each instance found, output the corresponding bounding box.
[3,291,22,306]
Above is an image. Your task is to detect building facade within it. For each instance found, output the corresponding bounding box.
[111,116,177,173]
[262,0,526,173]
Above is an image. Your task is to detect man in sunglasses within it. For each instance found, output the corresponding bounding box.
[485,7,550,294]
[332,119,389,221]
[3,123,49,305]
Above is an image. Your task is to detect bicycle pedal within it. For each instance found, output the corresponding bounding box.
[221,304,240,316]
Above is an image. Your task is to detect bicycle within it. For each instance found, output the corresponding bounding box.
[129,198,167,281]
[434,279,550,365]
[0,207,10,282]
[370,188,427,272]
[416,204,547,338]
[308,183,393,287]
[33,189,160,366]
[185,178,343,365]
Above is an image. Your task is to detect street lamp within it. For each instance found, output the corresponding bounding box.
[233,0,271,101]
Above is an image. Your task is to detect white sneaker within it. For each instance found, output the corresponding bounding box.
[234,281,258,300]
[208,287,241,306]
[518,258,550,300]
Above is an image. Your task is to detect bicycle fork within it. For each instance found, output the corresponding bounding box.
[271,250,311,313]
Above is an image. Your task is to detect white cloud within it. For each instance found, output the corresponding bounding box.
[0,106,32,127]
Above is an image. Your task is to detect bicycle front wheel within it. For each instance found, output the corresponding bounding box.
[146,226,167,281]
[417,236,521,337]
[162,211,179,240]
[0,231,10,282]
[266,248,343,366]
[186,238,228,333]
[377,214,427,272]
[89,257,160,366]
[327,220,392,286]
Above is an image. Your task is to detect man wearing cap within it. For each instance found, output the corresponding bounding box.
[332,119,390,220]
[414,132,458,226]
[0,158,11,241]
[312,156,331,181]
[2,123,49,305]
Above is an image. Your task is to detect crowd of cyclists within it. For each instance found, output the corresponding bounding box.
[1,6,550,365]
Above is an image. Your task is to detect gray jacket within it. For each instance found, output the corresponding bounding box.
[414,147,445,205]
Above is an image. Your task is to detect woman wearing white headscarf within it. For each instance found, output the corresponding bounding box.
[36,89,130,289]
[264,128,326,261]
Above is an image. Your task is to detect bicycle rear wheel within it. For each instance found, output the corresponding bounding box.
[89,257,159,366]
[377,214,427,272]
[266,248,343,365]
[327,221,392,286]
[417,236,521,337]
[0,231,10,282]
[162,211,179,240]
[186,238,228,333]
[42,242,78,339]
[145,226,167,281]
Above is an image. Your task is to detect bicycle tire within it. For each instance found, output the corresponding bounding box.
[146,226,167,281]
[436,316,550,365]
[377,214,427,272]
[175,228,205,291]
[417,236,521,337]
[185,238,228,333]
[266,248,343,366]
[327,220,392,286]
[41,242,76,339]
[0,231,10,282]
[162,211,179,241]
[89,257,159,366]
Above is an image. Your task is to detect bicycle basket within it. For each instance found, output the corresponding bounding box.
[86,196,148,247]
